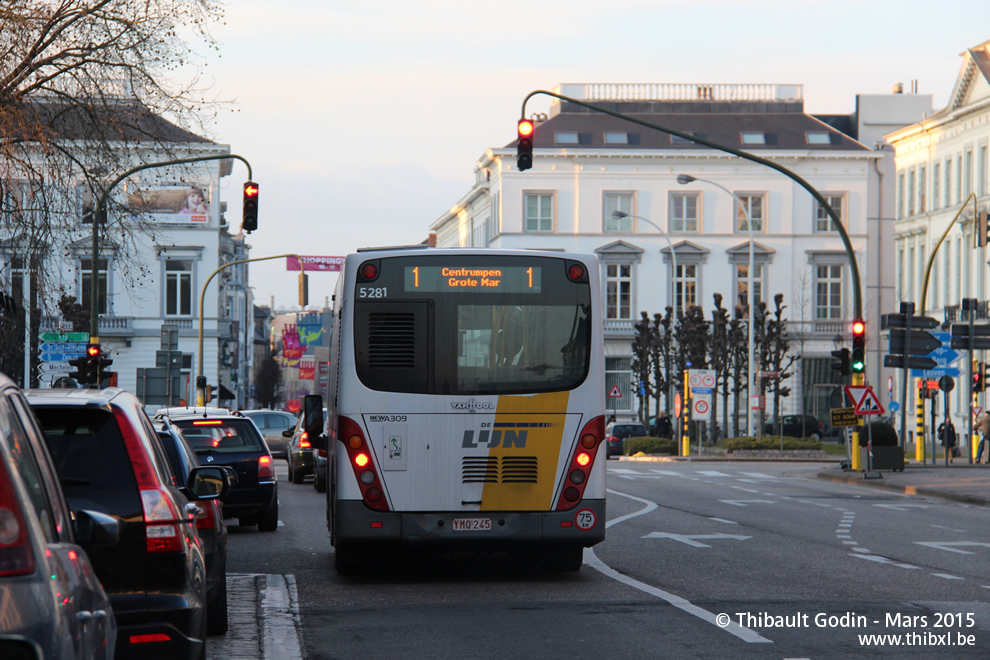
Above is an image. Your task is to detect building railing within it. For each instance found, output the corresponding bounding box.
[605,318,845,340]
[943,300,990,323]
[556,83,803,103]
[40,315,134,333]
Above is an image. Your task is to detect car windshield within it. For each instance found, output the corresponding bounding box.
[173,418,266,453]
[611,425,646,437]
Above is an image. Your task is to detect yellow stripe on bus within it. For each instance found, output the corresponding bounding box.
[480,391,570,511]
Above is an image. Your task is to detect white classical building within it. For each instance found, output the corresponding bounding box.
[1,104,252,408]
[433,82,929,432]
[886,39,990,440]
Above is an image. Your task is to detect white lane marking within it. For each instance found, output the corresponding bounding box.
[798,500,835,508]
[874,503,931,512]
[709,518,738,525]
[600,489,771,644]
[719,499,777,507]
[931,573,965,580]
[914,541,990,555]
[642,532,752,547]
[696,471,733,477]
[731,486,761,493]
[740,472,776,479]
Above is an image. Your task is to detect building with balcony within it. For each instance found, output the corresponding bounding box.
[886,38,990,435]
[432,82,928,429]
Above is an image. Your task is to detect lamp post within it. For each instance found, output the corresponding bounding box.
[611,211,679,317]
[676,173,757,437]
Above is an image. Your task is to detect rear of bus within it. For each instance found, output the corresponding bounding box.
[328,249,605,571]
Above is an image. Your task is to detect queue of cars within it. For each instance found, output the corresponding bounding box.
[0,374,246,659]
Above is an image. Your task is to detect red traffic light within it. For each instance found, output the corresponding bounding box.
[244,183,259,198]
[86,343,101,358]
[518,119,534,138]
[852,320,865,336]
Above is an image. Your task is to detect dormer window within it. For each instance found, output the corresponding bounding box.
[603,132,629,145]
[806,131,831,145]
[554,132,579,145]
[741,132,766,145]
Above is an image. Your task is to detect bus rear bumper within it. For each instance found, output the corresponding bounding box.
[335,499,606,547]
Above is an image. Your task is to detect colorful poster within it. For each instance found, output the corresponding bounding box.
[299,361,315,380]
[283,324,302,351]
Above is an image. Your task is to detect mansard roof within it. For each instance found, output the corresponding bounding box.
[16,99,212,144]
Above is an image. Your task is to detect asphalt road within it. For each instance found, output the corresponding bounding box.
[217,461,990,659]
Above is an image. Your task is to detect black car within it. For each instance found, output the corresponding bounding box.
[764,414,824,440]
[156,419,231,635]
[167,410,279,531]
[26,387,229,660]
[605,422,648,458]
[284,410,317,484]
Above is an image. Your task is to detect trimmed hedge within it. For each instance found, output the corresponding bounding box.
[624,436,678,456]
[724,437,823,452]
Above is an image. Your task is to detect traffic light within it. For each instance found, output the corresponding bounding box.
[242,181,259,233]
[976,361,986,393]
[85,343,102,387]
[98,352,114,387]
[298,272,309,307]
[831,348,850,376]
[851,319,866,374]
[977,211,990,248]
[517,119,534,171]
[67,354,90,385]
[205,385,215,403]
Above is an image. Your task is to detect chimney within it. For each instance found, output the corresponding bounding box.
[428,232,437,248]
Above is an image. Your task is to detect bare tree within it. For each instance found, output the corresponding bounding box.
[709,293,730,442]
[631,312,654,426]
[1,0,227,309]
[254,354,283,410]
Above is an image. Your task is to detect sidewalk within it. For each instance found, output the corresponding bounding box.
[815,461,990,508]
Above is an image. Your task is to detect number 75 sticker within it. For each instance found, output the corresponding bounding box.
[575,508,597,531]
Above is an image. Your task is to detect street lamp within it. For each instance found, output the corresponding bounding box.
[676,173,758,437]
[611,211,679,317]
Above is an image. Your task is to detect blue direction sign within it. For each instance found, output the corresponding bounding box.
[39,342,88,354]
[912,331,962,379]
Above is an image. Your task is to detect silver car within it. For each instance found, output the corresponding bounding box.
[0,372,118,659]
[239,409,297,458]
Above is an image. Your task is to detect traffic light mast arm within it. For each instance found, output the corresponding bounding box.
[196,253,306,405]
[91,154,254,339]
[520,89,862,319]
[919,192,977,311]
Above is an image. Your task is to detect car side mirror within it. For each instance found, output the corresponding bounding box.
[304,395,324,441]
[187,466,230,500]
[73,509,120,549]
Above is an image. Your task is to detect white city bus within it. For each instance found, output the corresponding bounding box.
[315,247,606,572]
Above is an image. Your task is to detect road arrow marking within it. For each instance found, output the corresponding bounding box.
[913,541,990,555]
[642,532,752,547]
[718,499,777,507]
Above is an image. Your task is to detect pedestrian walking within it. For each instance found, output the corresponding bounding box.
[938,419,958,461]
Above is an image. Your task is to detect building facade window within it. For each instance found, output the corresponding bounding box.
[814,264,843,320]
[957,155,963,203]
[734,263,764,307]
[908,169,916,216]
[980,145,988,196]
[669,192,699,232]
[735,193,764,232]
[604,192,635,232]
[605,263,633,319]
[605,357,632,414]
[918,165,926,213]
[815,193,844,232]
[79,258,108,316]
[964,149,973,198]
[524,192,554,232]
[945,158,952,208]
[932,162,940,211]
[674,263,698,309]
[165,259,193,316]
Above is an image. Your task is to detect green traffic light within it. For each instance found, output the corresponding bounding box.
[851,349,865,373]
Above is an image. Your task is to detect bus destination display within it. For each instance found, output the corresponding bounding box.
[404,266,541,293]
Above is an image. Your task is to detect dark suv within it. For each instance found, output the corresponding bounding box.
[166,409,279,531]
[26,387,229,660]
[764,414,824,440]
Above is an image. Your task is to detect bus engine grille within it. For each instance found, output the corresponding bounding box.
[462,456,538,484]
[367,312,416,367]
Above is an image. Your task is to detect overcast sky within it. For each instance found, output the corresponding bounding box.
[199,0,990,310]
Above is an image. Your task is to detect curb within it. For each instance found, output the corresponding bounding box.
[815,471,990,507]
[620,455,844,463]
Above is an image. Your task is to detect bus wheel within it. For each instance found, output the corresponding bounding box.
[540,544,584,572]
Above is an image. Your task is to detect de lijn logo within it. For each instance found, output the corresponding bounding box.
[462,427,528,449]
[450,398,495,412]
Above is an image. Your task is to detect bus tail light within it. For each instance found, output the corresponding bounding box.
[555,415,604,511]
[338,416,389,511]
